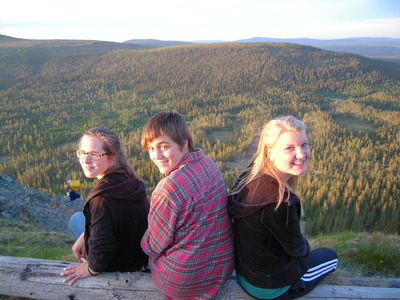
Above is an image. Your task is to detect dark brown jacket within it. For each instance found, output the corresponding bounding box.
[228,174,310,289]
[84,172,149,272]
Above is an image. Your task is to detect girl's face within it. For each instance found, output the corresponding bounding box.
[267,130,311,182]
[78,135,114,180]
[147,134,189,175]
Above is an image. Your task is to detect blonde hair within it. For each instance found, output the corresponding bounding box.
[78,127,145,183]
[230,115,307,208]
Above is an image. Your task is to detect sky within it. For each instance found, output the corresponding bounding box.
[1,0,400,43]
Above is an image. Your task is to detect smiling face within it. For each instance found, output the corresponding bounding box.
[267,130,311,182]
[78,135,115,179]
[147,134,189,175]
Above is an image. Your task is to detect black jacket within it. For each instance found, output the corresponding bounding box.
[228,174,310,289]
[84,171,149,272]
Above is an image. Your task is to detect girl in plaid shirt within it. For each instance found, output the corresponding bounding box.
[141,110,234,299]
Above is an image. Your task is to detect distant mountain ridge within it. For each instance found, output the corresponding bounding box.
[123,36,400,59]
[234,37,400,60]
[0,34,152,56]
[1,34,399,60]
[235,37,400,46]
[124,38,192,48]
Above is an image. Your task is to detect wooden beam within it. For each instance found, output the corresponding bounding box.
[340,276,400,288]
[0,256,399,299]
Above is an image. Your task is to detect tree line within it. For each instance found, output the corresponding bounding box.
[0,42,399,235]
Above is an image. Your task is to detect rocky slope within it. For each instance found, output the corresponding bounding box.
[0,174,84,233]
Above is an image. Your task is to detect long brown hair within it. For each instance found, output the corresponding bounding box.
[230,115,307,208]
[78,127,145,183]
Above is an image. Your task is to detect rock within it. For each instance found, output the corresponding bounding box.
[0,174,84,233]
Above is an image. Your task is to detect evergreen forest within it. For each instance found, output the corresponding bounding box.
[0,38,399,235]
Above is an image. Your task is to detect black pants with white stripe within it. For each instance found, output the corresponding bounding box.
[285,247,338,299]
[247,248,338,300]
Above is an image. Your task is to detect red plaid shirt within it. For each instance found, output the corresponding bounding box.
[141,149,234,299]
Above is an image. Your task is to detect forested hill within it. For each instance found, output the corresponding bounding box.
[0,34,151,78]
[0,41,399,235]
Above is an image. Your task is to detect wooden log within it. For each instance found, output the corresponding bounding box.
[298,285,400,299]
[0,255,251,300]
[340,276,400,288]
[0,255,399,300]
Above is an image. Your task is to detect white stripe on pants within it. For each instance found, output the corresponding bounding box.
[301,258,338,282]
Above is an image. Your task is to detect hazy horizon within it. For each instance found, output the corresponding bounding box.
[2,0,399,43]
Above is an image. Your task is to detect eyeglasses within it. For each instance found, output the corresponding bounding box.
[76,150,110,161]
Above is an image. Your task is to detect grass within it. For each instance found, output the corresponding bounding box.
[208,129,233,142]
[1,220,399,278]
[0,222,399,299]
[0,220,76,262]
[309,231,400,278]
[333,115,378,135]
[0,220,77,299]
[0,156,12,163]
[317,91,347,100]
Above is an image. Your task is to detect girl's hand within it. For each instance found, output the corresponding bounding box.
[60,257,93,285]
[71,233,86,260]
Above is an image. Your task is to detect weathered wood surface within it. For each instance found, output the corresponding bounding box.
[339,277,400,288]
[0,255,399,299]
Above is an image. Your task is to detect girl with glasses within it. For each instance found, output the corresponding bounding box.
[61,127,149,285]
